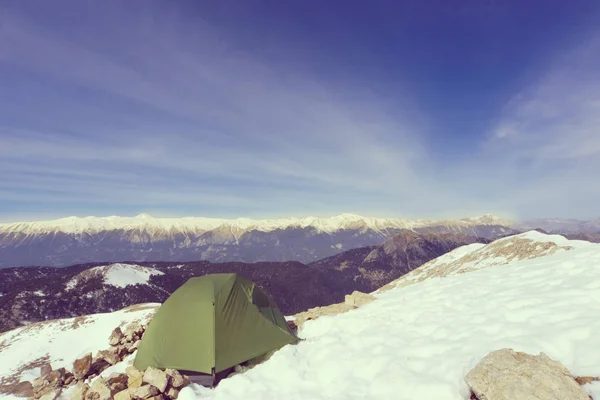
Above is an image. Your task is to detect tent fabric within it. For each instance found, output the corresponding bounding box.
[134,273,297,374]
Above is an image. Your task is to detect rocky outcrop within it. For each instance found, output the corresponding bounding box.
[466,349,590,400]
[344,291,375,307]
[294,303,355,329]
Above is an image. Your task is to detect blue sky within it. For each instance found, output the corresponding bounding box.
[1,0,600,222]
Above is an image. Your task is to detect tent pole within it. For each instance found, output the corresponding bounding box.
[212,367,216,388]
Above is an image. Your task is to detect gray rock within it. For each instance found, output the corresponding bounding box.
[465,348,590,400]
[130,384,160,399]
[143,367,169,393]
[108,327,124,346]
[165,369,187,389]
[85,378,111,400]
[96,348,120,366]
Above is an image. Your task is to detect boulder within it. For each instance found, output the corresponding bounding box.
[106,373,129,393]
[47,368,67,385]
[85,377,112,400]
[148,395,165,400]
[465,349,590,400]
[73,352,93,380]
[32,368,66,398]
[96,348,120,366]
[165,369,188,389]
[70,382,89,400]
[126,366,144,388]
[143,367,169,393]
[39,388,62,400]
[123,322,143,342]
[89,357,109,376]
[109,327,124,346]
[40,363,53,377]
[130,385,160,399]
[165,387,179,399]
[344,290,375,307]
[8,381,33,397]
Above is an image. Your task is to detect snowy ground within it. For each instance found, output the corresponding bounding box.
[180,232,600,399]
[66,263,164,290]
[0,303,158,399]
[2,231,600,399]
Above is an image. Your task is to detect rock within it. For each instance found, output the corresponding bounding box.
[64,374,75,386]
[114,389,132,400]
[148,395,165,400]
[344,290,375,307]
[126,366,144,388]
[96,348,120,365]
[143,367,169,393]
[39,388,62,400]
[70,382,89,400]
[8,381,33,397]
[73,352,93,380]
[128,340,141,353]
[33,368,65,398]
[465,349,590,400]
[115,344,129,358]
[89,356,109,376]
[165,369,188,389]
[165,387,179,399]
[130,384,160,399]
[106,373,129,393]
[294,303,355,328]
[124,322,142,341]
[40,363,53,377]
[85,378,112,400]
[47,368,67,385]
[575,376,599,385]
[109,327,124,346]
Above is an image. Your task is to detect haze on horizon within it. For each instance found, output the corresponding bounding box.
[1,0,599,222]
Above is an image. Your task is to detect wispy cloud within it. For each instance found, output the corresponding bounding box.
[0,2,599,221]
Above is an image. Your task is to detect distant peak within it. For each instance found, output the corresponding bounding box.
[135,213,154,219]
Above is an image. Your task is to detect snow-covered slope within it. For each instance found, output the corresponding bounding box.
[2,231,600,399]
[65,264,164,290]
[0,304,158,398]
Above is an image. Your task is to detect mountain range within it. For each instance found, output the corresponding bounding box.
[0,213,514,268]
[0,231,485,333]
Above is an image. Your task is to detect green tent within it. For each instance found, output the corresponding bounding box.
[134,273,297,375]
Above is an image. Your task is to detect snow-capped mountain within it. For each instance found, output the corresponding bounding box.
[0,213,515,268]
[2,231,600,400]
[0,232,484,333]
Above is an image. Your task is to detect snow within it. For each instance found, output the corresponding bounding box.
[0,304,159,392]
[585,382,600,398]
[3,232,599,400]
[0,213,511,236]
[179,232,600,400]
[65,263,164,290]
[103,264,164,288]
